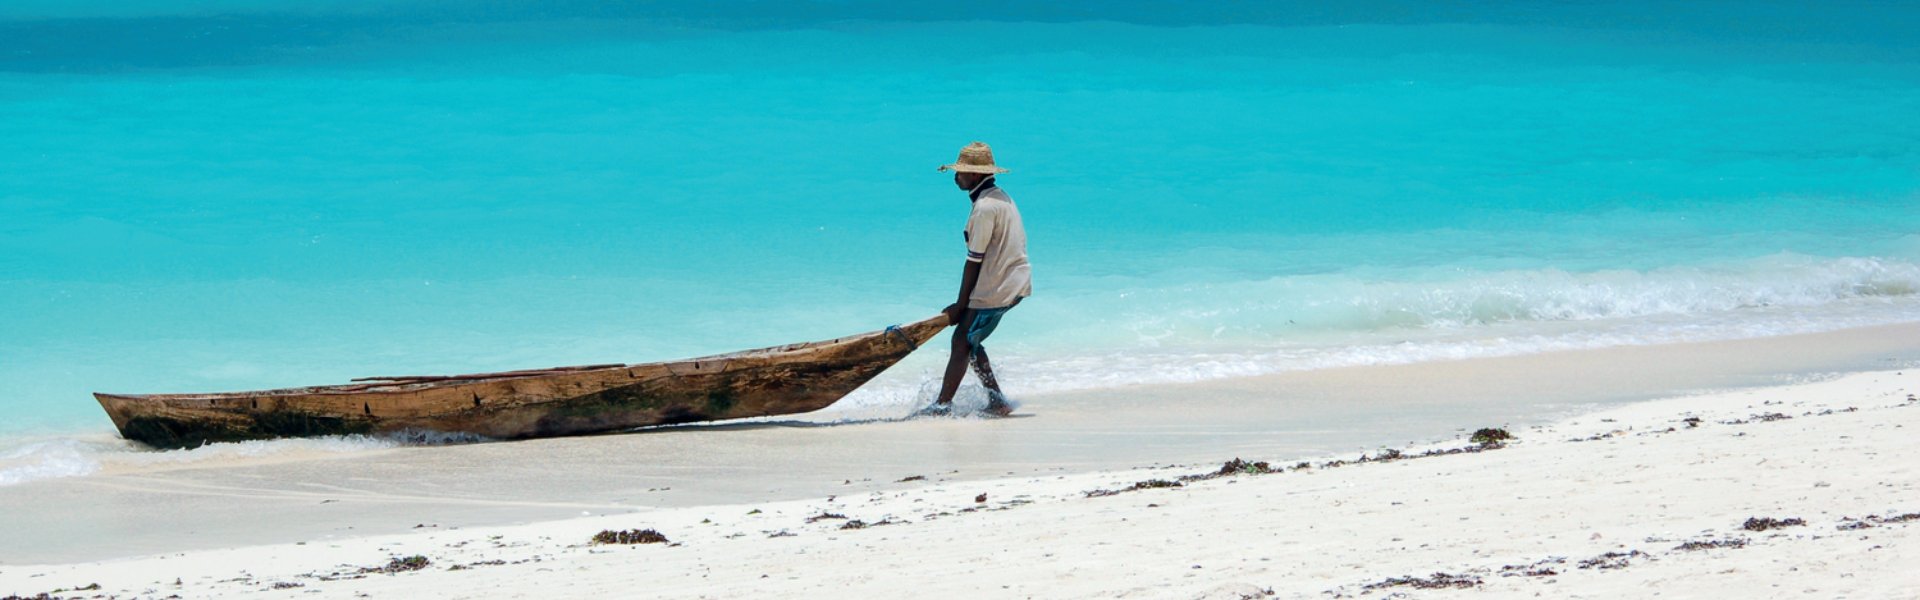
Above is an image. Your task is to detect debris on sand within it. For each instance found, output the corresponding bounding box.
[1470,428,1514,446]
[805,512,848,523]
[1570,431,1620,442]
[1721,413,1793,425]
[1168,459,1277,485]
[838,519,899,531]
[315,556,434,581]
[7,583,104,599]
[1085,479,1183,498]
[1497,557,1565,578]
[360,555,430,574]
[1674,538,1748,551]
[1577,550,1646,570]
[592,529,670,545]
[1215,458,1273,476]
[1837,511,1920,530]
[1742,517,1806,532]
[1362,572,1482,591]
[1091,439,1512,497]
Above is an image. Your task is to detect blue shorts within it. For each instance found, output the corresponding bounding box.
[964,306,1013,350]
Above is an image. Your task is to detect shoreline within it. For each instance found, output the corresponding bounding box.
[0,322,1918,566]
[3,368,1916,597]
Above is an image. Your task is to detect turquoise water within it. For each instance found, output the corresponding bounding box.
[4,2,1919,482]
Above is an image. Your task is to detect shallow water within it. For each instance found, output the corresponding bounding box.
[3,1,1919,484]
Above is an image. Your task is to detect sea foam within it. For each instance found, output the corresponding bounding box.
[0,432,405,487]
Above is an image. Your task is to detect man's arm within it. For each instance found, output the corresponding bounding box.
[944,259,983,325]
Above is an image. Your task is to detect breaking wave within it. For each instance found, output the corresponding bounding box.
[826,254,1920,412]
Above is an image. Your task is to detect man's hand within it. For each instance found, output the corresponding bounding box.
[943,303,965,326]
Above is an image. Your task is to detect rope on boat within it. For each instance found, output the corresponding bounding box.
[884,324,918,351]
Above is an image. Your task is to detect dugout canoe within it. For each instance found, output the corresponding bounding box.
[95,314,951,449]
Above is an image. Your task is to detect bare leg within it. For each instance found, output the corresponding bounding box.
[969,347,1001,395]
[933,312,973,407]
[971,347,1013,415]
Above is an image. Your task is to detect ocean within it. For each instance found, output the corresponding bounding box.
[4,1,1918,485]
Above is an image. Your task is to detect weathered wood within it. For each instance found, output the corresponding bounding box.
[95,315,951,449]
[349,364,628,383]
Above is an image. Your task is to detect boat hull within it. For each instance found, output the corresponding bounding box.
[95,315,950,449]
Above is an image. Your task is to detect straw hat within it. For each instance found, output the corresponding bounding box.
[937,141,1010,174]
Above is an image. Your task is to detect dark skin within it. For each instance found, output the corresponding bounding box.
[936,171,1010,414]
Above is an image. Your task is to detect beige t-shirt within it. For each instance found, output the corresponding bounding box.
[964,186,1032,309]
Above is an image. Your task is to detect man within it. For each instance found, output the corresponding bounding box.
[925,141,1031,417]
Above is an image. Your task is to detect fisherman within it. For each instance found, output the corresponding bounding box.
[926,141,1031,417]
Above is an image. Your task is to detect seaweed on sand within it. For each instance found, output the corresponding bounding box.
[1721,413,1792,425]
[1085,478,1183,498]
[1470,428,1514,445]
[1674,538,1748,551]
[3,584,103,600]
[1088,430,1514,497]
[1361,572,1481,590]
[592,529,670,545]
[1742,517,1806,532]
[1836,511,1920,530]
[838,518,899,530]
[1497,557,1565,578]
[361,555,430,574]
[1215,458,1273,476]
[1172,459,1273,484]
[1577,550,1646,570]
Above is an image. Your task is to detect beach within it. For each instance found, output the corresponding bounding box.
[6,2,1920,598]
[4,325,1919,598]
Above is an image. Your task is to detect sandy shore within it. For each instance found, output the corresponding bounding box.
[4,365,1917,598]
[6,323,1920,567]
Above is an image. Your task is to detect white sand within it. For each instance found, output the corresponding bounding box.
[4,368,1916,598]
[8,323,1920,566]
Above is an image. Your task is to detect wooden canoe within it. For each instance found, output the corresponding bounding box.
[95,314,951,449]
